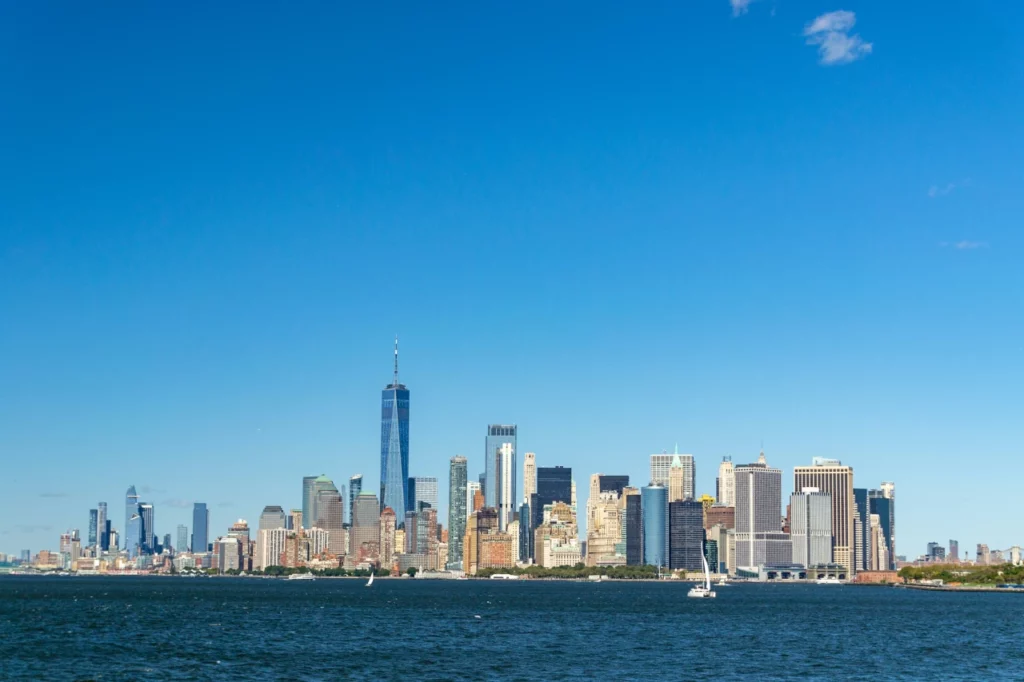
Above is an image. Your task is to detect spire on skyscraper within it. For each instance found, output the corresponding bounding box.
[393,335,399,386]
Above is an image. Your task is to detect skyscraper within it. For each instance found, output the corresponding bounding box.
[853,488,870,572]
[351,492,381,562]
[717,457,735,507]
[668,500,704,571]
[192,503,209,554]
[259,505,287,531]
[448,456,468,569]
[315,488,344,533]
[651,448,694,500]
[625,490,643,566]
[869,485,896,571]
[532,466,572,531]
[794,458,855,573]
[176,525,188,553]
[735,453,791,570]
[349,474,363,526]
[88,509,98,547]
[641,485,668,568]
[484,424,517,512]
[124,485,139,550]
[466,480,481,520]
[380,507,397,567]
[790,488,832,568]
[139,503,155,552]
[523,452,537,502]
[598,475,629,496]
[496,443,515,530]
[409,477,439,512]
[96,502,108,551]
[380,339,410,520]
[302,475,337,530]
[126,513,143,557]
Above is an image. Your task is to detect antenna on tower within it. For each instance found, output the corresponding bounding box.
[393,335,399,386]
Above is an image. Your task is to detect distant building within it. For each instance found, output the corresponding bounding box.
[853,488,869,572]
[651,448,694,501]
[735,453,792,569]
[192,503,210,554]
[641,485,668,568]
[88,509,98,548]
[96,502,109,552]
[447,456,468,569]
[794,459,854,573]
[124,485,139,551]
[176,524,188,553]
[380,339,410,520]
[949,539,959,563]
[717,457,735,508]
[586,478,622,566]
[351,492,381,562]
[139,503,155,552]
[484,424,517,511]
[705,505,735,531]
[598,475,629,496]
[523,452,537,501]
[259,506,287,531]
[466,481,481,520]
[379,507,397,567]
[410,477,439,513]
[869,486,896,571]
[532,466,572,533]
[668,500,704,571]
[977,544,991,565]
[790,488,832,568]
[926,542,946,562]
[126,513,144,558]
[626,490,643,565]
[348,475,363,527]
[256,528,288,569]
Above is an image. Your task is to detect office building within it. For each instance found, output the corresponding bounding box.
[256,528,288,570]
[484,424,517,513]
[626,491,643,565]
[926,542,945,562]
[668,454,695,502]
[870,515,889,569]
[88,509,98,547]
[302,475,337,530]
[532,466,573,531]
[124,485,139,550]
[96,502,108,551]
[651,448,694,500]
[598,475,629,496]
[259,506,287,531]
[176,525,188,553]
[380,339,411,520]
[717,457,735,508]
[192,503,210,554]
[347,474,363,526]
[668,500,704,571]
[853,488,870,572]
[447,456,468,569]
[410,477,439,513]
[139,503,155,552]
[351,492,381,562]
[380,507,397,567]
[790,488,832,568]
[518,500,531,562]
[586,478,623,566]
[496,443,516,530]
[466,480,481,519]
[869,484,896,571]
[523,452,537,501]
[734,454,791,570]
[949,539,959,563]
[794,459,855,573]
[126,513,143,558]
[641,485,668,568]
[705,505,735,531]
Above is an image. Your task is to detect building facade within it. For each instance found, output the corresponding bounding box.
[192,503,209,554]
[626,491,643,565]
[523,452,537,502]
[668,500,704,571]
[448,456,468,569]
[410,477,438,513]
[794,459,855,573]
[348,475,363,527]
[790,488,832,568]
[484,424,517,515]
[124,485,139,551]
[734,456,791,570]
[717,457,735,508]
[380,339,410,520]
[259,505,287,531]
[641,485,668,568]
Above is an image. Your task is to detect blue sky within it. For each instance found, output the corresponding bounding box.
[2,1,1023,559]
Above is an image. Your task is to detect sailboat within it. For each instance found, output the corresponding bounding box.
[366,570,375,587]
[687,552,717,599]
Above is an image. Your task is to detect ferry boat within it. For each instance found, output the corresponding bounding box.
[815,576,842,585]
[286,573,315,581]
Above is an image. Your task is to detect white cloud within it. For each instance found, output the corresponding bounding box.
[731,0,754,16]
[939,241,988,250]
[804,10,873,65]
[928,178,971,198]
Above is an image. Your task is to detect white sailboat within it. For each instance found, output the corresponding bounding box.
[687,552,717,599]
[366,570,375,587]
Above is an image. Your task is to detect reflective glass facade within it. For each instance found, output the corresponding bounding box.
[484,425,516,511]
[447,457,467,569]
[380,384,410,520]
[124,485,139,550]
[642,485,668,568]
[626,494,643,565]
[668,500,704,570]
[192,503,209,553]
[532,467,572,530]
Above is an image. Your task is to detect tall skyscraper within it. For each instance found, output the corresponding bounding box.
[315,488,344,532]
[301,475,337,530]
[791,488,832,568]
[869,485,896,571]
[496,443,515,530]
[349,474,363,526]
[532,466,572,531]
[523,452,537,502]
[88,509,98,547]
[466,480,481,520]
[794,458,855,573]
[484,424,517,512]
[625,490,643,566]
[192,503,209,554]
[717,457,735,507]
[949,539,959,563]
[448,456,468,569]
[380,339,410,520]
[651,448,694,500]
[124,485,139,550]
[668,500,704,570]
[126,513,143,557]
[735,453,791,570]
[853,488,869,572]
[409,477,439,512]
[598,475,629,496]
[351,492,381,561]
[380,507,397,567]
[641,485,668,568]
[259,505,287,531]
[96,502,108,551]
[139,503,155,552]
[176,525,188,553]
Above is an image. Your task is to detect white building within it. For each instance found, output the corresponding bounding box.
[651,449,694,500]
[790,488,832,568]
[255,528,289,570]
[717,457,735,507]
[523,452,537,501]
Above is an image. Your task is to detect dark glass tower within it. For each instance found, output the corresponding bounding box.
[192,502,209,554]
[380,338,410,521]
[531,466,572,530]
[668,500,704,570]
[124,485,139,551]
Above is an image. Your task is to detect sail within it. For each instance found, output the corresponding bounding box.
[702,553,711,591]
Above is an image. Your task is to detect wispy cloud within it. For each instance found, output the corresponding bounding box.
[804,11,872,65]
[39,492,69,499]
[730,0,754,16]
[939,241,988,250]
[928,178,971,198]
[161,498,193,509]
[217,501,234,508]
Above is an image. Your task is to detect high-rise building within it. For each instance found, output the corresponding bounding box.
[869,484,896,571]
[301,475,337,530]
[88,509,98,547]
[790,488,832,568]
[176,524,188,553]
[641,485,667,568]
[380,507,397,567]
[409,477,438,513]
[139,503,155,552]
[518,500,531,562]
[192,503,210,554]
[289,509,302,532]
[315,488,344,555]
[523,452,537,502]
[532,466,572,532]
[380,339,411,521]
[949,539,959,563]
[259,506,287,531]
[466,480,481,519]
[586,476,623,566]
[853,488,869,572]
[734,453,791,570]
[96,502,108,551]
[651,448,694,500]
[351,492,381,562]
[496,443,515,530]
[598,475,629,496]
[348,475,363,526]
[717,457,735,508]
[256,528,288,570]
[448,456,468,569]
[126,513,144,558]
[484,424,517,512]
[625,489,643,565]
[668,500,704,571]
[794,458,855,573]
[124,485,139,550]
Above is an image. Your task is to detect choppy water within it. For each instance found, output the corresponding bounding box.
[0,576,1020,680]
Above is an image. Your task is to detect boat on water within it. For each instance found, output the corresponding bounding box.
[489,573,520,580]
[816,576,842,585]
[366,571,374,587]
[716,576,729,587]
[287,573,315,581]
[688,553,717,599]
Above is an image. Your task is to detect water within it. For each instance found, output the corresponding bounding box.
[0,576,1020,680]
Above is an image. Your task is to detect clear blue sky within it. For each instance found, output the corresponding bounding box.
[2,1,1022,559]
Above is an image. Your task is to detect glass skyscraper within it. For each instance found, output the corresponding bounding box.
[124,485,139,550]
[97,502,108,551]
[348,474,363,526]
[380,339,410,521]
[409,477,438,512]
[668,500,704,571]
[126,513,143,558]
[139,503,155,552]
[447,457,467,569]
[484,424,516,511]
[626,493,643,565]
[642,485,668,568]
[192,502,209,554]
[532,466,572,530]
[176,525,189,553]
[88,509,98,547]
